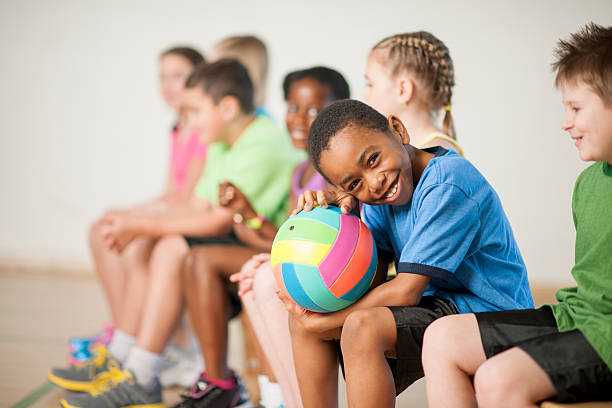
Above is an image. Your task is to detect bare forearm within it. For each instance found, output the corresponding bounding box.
[128,209,233,238]
[320,277,425,331]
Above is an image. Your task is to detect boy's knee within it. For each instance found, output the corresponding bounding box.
[422,316,456,363]
[340,309,384,355]
[473,360,513,408]
[150,235,188,264]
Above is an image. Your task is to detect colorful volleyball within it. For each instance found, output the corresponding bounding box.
[270,206,377,313]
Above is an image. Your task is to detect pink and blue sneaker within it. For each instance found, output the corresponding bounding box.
[68,323,114,365]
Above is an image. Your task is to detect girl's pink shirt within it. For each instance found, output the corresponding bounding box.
[170,127,207,193]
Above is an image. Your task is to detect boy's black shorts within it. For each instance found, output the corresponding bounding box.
[183,232,245,319]
[184,232,246,248]
[476,306,612,403]
[337,296,458,395]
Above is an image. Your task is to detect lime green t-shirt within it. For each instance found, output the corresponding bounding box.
[548,161,612,370]
[194,115,305,228]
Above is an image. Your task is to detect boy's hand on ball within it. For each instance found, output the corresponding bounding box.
[292,189,357,216]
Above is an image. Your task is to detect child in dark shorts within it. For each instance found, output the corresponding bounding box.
[283,98,533,407]
[421,23,612,407]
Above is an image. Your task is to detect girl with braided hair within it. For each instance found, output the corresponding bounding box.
[364,31,464,155]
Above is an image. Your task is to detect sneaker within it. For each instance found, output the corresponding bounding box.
[60,365,164,408]
[159,341,204,388]
[68,324,115,364]
[49,345,118,392]
[173,371,251,408]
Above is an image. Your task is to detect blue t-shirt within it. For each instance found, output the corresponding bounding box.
[362,147,533,313]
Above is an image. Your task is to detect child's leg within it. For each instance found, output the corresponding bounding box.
[182,245,259,380]
[134,235,189,354]
[421,314,487,408]
[241,261,303,408]
[289,315,339,408]
[340,307,397,408]
[473,347,555,408]
[113,236,157,334]
[89,220,128,323]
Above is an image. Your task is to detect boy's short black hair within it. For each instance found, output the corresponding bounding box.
[282,66,350,101]
[308,99,390,181]
[185,58,254,113]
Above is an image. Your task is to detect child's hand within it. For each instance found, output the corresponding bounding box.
[276,289,340,338]
[218,181,250,213]
[100,214,137,253]
[291,189,357,216]
[229,253,271,296]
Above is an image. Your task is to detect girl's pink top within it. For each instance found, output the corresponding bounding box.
[291,159,326,198]
[171,127,208,193]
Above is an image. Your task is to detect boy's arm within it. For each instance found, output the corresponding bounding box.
[101,197,233,251]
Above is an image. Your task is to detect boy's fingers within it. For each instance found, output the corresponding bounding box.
[316,190,328,209]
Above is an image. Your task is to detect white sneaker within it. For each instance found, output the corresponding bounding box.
[159,341,204,388]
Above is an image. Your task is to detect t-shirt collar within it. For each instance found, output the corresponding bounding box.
[604,161,612,177]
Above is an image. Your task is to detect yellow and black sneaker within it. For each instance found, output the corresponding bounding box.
[48,345,118,392]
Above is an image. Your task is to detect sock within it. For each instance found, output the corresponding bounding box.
[125,346,163,389]
[258,375,285,407]
[204,372,236,390]
[107,329,136,364]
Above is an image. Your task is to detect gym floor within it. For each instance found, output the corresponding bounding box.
[3,267,557,407]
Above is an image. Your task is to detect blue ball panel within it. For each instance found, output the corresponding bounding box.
[294,263,352,313]
[281,263,327,313]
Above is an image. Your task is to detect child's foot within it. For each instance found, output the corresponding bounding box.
[173,371,251,408]
[159,341,204,388]
[48,345,118,392]
[60,367,163,408]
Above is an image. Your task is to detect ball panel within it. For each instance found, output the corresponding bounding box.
[328,220,374,298]
[281,263,327,313]
[293,263,352,313]
[273,218,338,247]
[290,206,340,230]
[318,214,360,288]
[340,247,378,302]
[271,240,331,267]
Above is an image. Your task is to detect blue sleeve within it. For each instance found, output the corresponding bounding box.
[398,184,480,281]
[362,204,393,256]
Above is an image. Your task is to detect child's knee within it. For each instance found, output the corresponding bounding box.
[473,360,513,408]
[422,316,457,363]
[150,235,188,265]
[340,309,387,355]
[180,248,216,287]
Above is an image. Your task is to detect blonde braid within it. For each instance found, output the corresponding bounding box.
[373,32,457,140]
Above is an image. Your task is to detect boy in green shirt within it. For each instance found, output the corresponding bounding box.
[421,23,612,407]
[52,59,301,408]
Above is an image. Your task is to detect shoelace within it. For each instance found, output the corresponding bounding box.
[89,360,133,396]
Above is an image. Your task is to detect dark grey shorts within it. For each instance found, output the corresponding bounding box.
[476,306,612,403]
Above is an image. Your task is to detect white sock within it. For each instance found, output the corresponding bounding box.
[107,329,136,364]
[125,346,163,389]
[258,375,285,408]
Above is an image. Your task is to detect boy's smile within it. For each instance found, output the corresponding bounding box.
[561,80,612,164]
[318,117,422,206]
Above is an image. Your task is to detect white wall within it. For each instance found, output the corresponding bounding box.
[1,0,611,284]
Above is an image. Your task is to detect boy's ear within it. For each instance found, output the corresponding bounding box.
[387,115,411,145]
[397,77,415,106]
[218,95,242,122]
